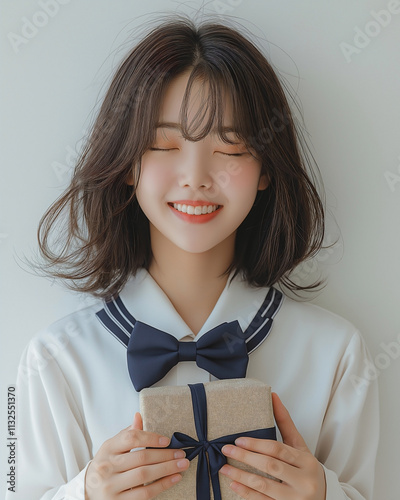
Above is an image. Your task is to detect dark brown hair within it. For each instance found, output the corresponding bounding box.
[37,16,325,299]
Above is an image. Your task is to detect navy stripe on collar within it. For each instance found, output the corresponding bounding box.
[96,287,284,353]
[245,288,284,353]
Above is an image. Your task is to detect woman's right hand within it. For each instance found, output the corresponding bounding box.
[85,412,189,499]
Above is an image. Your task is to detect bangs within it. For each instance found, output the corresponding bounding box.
[178,66,243,146]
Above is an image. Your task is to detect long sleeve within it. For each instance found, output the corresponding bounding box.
[7,338,92,500]
[315,331,379,500]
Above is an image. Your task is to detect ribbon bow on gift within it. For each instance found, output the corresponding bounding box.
[167,383,277,500]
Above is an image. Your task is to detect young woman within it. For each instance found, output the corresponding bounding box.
[10,17,378,500]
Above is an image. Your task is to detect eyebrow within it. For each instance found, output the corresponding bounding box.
[155,122,239,135]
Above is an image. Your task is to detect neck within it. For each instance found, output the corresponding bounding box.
[148,234,235,293]
[147,225,236,328]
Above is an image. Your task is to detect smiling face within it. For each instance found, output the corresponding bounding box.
[132,71,268,258]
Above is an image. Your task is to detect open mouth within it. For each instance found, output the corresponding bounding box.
[168,203,222,215]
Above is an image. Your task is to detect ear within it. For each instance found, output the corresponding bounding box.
[126,170,134,186]
[126,163,141,186]
[258,173,269,191]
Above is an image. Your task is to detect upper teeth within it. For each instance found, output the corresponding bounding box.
[172,203,219,215]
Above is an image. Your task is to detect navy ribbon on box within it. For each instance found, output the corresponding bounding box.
[166,383,277,500]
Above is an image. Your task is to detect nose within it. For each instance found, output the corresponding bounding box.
[178,146,213,190]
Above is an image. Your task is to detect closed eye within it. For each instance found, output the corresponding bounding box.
[219,152,245,157]
[149,147,178,152]
[149,148,245,156]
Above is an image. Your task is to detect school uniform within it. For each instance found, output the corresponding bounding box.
[8,268,379,500]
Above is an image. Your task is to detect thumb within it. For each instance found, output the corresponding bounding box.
[130,412,143,430]
[272,392,309,452]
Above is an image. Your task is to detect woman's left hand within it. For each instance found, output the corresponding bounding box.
[219,393,326,500]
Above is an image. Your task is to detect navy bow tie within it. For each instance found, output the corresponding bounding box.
[127,320,248,391]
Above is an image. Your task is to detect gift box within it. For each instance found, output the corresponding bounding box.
[139,378,277,499]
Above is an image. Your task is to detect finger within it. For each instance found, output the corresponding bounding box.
[106,426,172,455]
[272,393,309,452]
[224,438,305,469]
[221,444,303,484]
[112,447,187,473]
[228,480,275,500]
[116,456,190,491]
[119,473,183,500]
[220,463,289,499]
[131,411,143,431]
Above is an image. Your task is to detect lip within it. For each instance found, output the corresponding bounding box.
[168,202,222,224]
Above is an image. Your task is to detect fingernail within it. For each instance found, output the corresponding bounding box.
[171,475,182,483]
[220,465,231,475]
[235,438,246,446]
[222,445,234,456]
[177,459,189,468]
[174,450,186,459]
[230,481,240,491]
[159,436,170,446]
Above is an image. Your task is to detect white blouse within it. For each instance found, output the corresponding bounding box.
[8,268,379,499]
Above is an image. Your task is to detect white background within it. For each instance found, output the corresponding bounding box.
[1,0,399,498]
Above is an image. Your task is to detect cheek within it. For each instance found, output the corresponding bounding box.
[137,162,170,197]
[228,165,262,201]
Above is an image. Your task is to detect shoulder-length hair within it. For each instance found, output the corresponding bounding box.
[37,16,325,299]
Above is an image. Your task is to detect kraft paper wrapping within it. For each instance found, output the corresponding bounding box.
[139,378,276,500]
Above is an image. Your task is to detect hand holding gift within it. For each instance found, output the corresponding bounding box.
[84,413,188,499]
[220,393,327,500]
